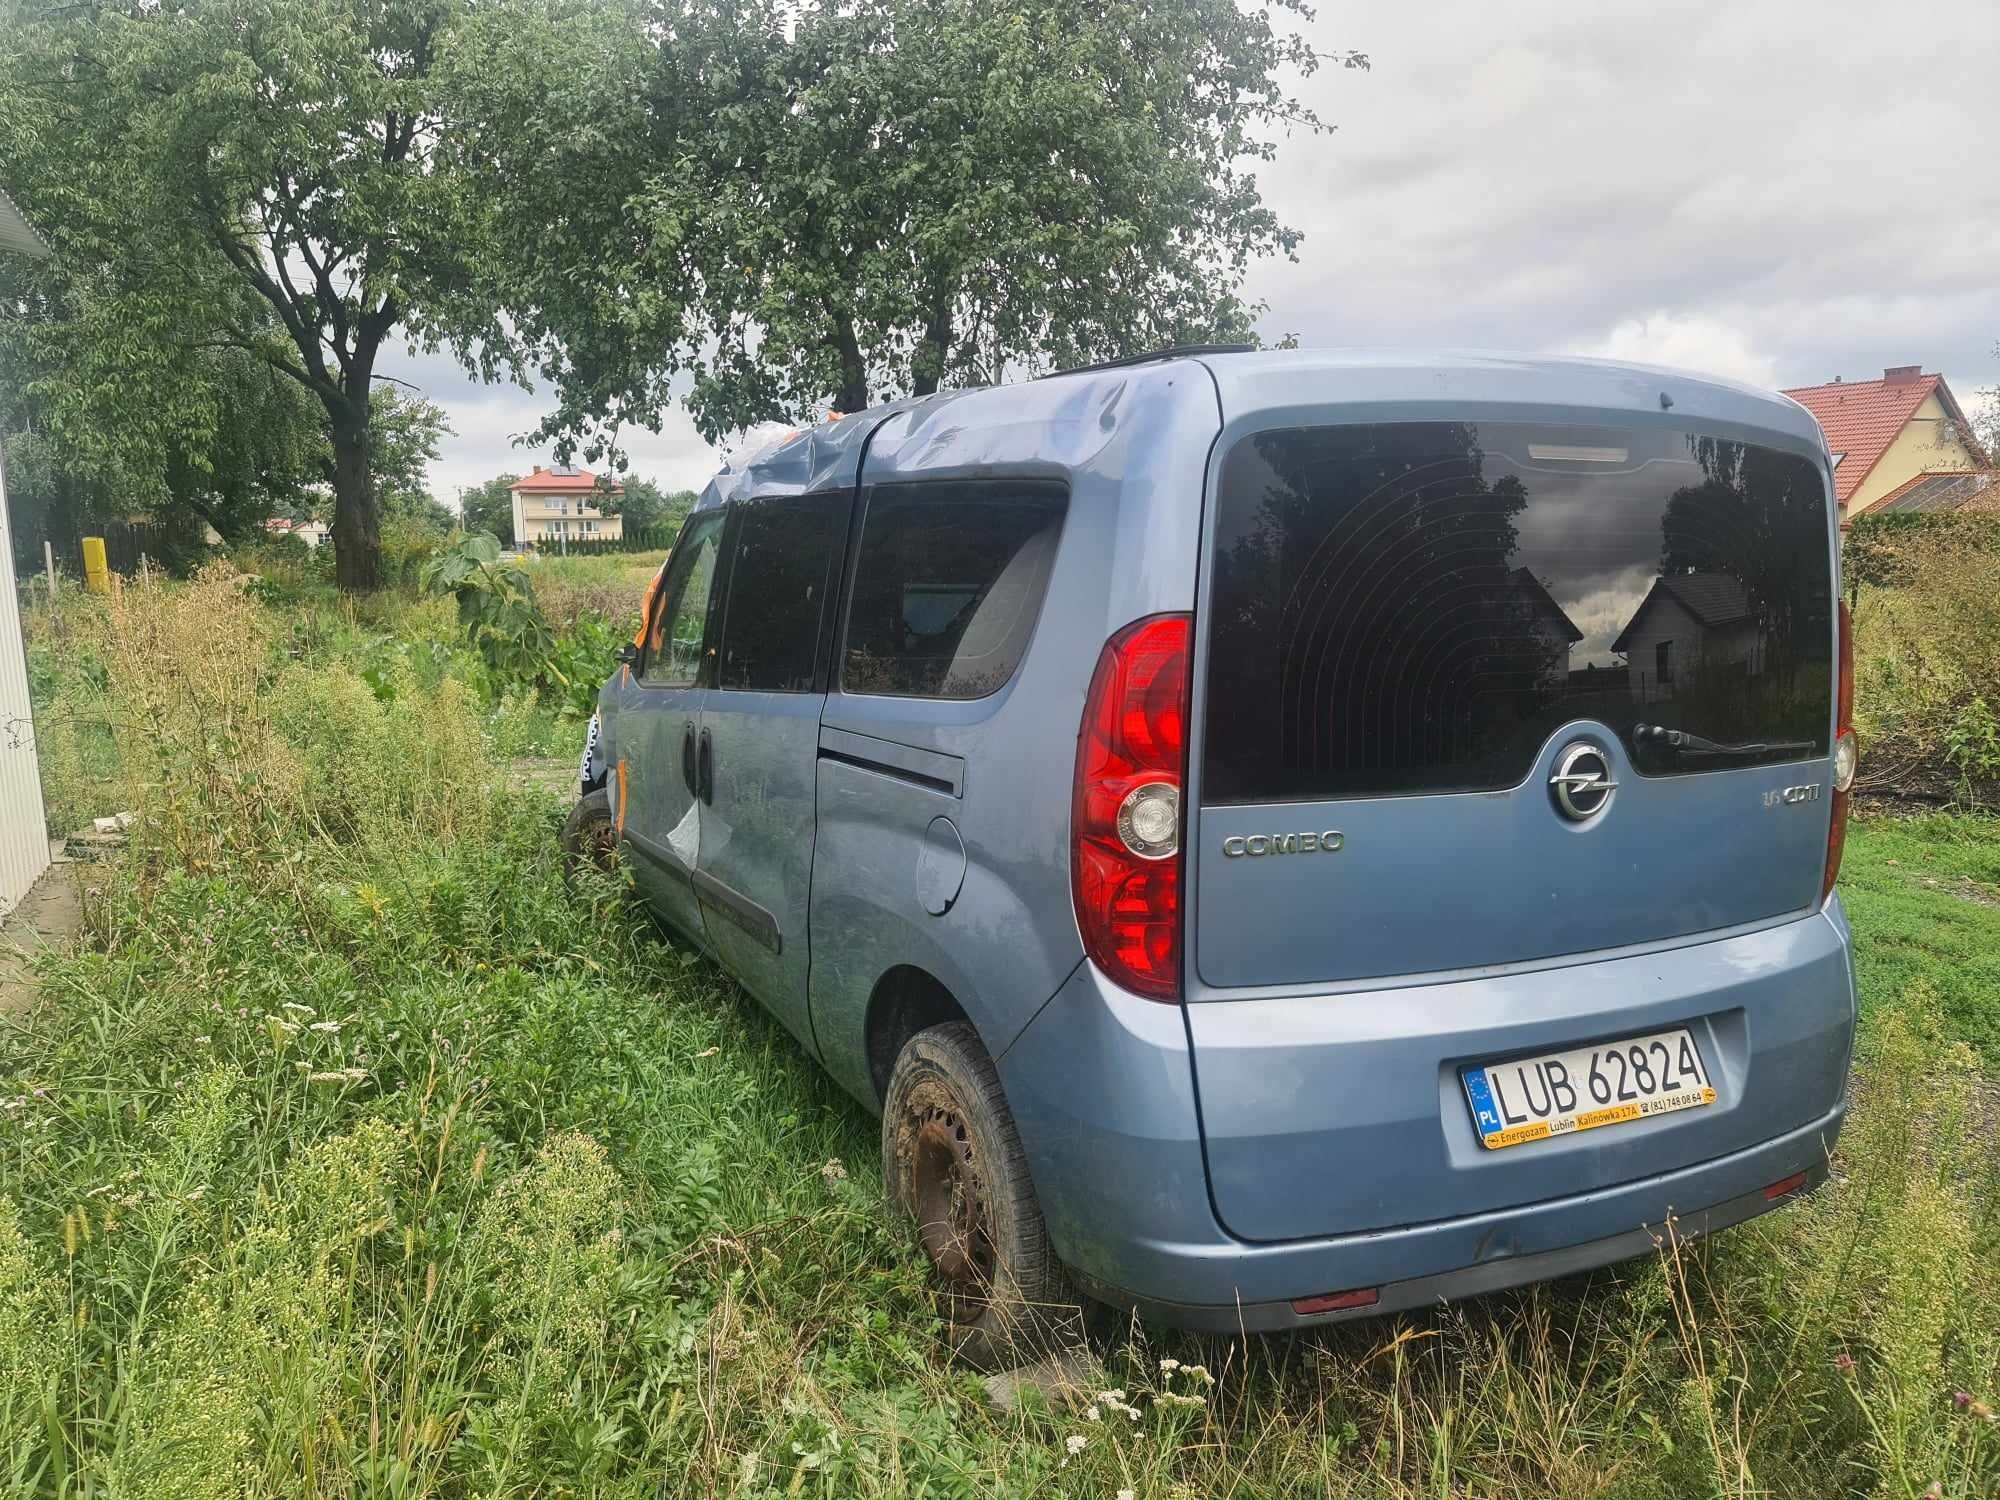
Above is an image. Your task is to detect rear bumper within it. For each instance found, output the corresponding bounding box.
[995,902,1855,1321]
[1071,1135,1832,1333]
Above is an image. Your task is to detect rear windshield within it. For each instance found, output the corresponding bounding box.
[1202,422,1833,804]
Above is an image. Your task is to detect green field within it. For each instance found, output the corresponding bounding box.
[4,566,1997,1498]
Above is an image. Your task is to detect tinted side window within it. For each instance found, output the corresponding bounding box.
[716,496,843,693]
[640,512,724,688]
[840,481,1065,699]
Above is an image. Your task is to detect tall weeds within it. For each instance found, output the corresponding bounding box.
[91,564,495,887]
[4,575,1997,1496]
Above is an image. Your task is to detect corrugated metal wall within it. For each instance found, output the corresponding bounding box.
[0,445,52,915]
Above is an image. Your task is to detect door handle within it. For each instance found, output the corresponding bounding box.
[697,727,713,805]
[681,721,698,797]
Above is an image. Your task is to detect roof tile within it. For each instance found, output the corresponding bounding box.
[1780,373,1941,504]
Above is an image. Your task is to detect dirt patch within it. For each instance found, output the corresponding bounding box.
[507,757,581,800]
[0,848,86,1023]
[1896,870,2000,910]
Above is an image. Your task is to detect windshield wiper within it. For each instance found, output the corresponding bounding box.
[1632,723,1816,761]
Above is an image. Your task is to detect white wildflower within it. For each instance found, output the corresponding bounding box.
[820,1158,847,1185]
[306,1068,369,1085]
[1118,1490,1136,1500]
[1084,1405,1101,1422]
[1158,1357,1180,1374]
[309,1020,342,1034]
[281,1002,315,1016]
[1060,1434,1087,1467]
[1179,1363,1214,1385]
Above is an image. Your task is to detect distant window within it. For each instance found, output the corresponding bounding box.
[840,481,1065,699]
[641,512,725,688]
[717,496,844,693]
[1655,639,1675,688]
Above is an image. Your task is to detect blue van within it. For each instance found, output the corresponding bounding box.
[568,348,1858,1366]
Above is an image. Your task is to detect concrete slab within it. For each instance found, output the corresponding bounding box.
[981,1344,1105,1415]
[0,844,85,1023]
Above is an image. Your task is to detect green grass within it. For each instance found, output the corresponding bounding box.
[1843,814,2000,1057]
[4,573,1997,1498]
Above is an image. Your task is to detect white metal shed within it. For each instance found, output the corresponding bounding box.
[0,184,52,916]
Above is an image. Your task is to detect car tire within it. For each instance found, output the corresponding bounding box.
[881,1020,1081,1370]
[559,787,619,887]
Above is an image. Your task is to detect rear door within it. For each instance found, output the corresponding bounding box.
[1192,419,1837,990]
[1184,416,1841,1240]
[621,508,726,944]
[693,491,848,1053]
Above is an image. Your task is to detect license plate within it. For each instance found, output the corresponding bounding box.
[1461,1028,1714,1151]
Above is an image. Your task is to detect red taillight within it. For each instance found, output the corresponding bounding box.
[1824,602,1855,903]
[1073,614,1192,1001]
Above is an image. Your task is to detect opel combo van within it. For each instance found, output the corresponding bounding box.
[571,348,1857,1365]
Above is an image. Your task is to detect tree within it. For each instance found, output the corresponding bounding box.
[0,0,517,589]
[444,0,1361,456]
[459,474,522,546]
[599,477,694,538]
[0,214,327,562]
[368,388,454,531]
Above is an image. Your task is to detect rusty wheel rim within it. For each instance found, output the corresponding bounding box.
[907,1098,996,1300]
[585,813,618,870]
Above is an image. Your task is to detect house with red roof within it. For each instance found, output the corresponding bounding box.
[1780,366,1989,526]
[509,465,624,546]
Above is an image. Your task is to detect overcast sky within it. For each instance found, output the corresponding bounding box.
[403,0,2000,504]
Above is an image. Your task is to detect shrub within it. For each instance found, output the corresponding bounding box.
[1852,523,2000,805]
[424,533,622,721]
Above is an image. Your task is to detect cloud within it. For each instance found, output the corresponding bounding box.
[1573,314,1779,388]
[1244,0,2000,404]
[381,339,722,509]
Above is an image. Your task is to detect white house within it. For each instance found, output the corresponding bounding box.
[0,184,51,915]
[1610,573,1763,702]
[510,465,624,545]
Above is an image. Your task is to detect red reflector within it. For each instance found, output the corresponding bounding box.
[1292,1286,1380,1315]
[1764,1171,1809,1200]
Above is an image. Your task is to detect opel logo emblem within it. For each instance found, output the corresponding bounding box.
[1550,742,1617,821]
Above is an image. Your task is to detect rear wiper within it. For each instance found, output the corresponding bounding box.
[1632,723,1816,761]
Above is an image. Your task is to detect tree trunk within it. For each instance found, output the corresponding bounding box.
[911,289,953,398]
[328,402,380,592]
[832,316,869,414]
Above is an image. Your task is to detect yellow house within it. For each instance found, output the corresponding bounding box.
[1781,366,1990,526]
[509,465,625,545]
